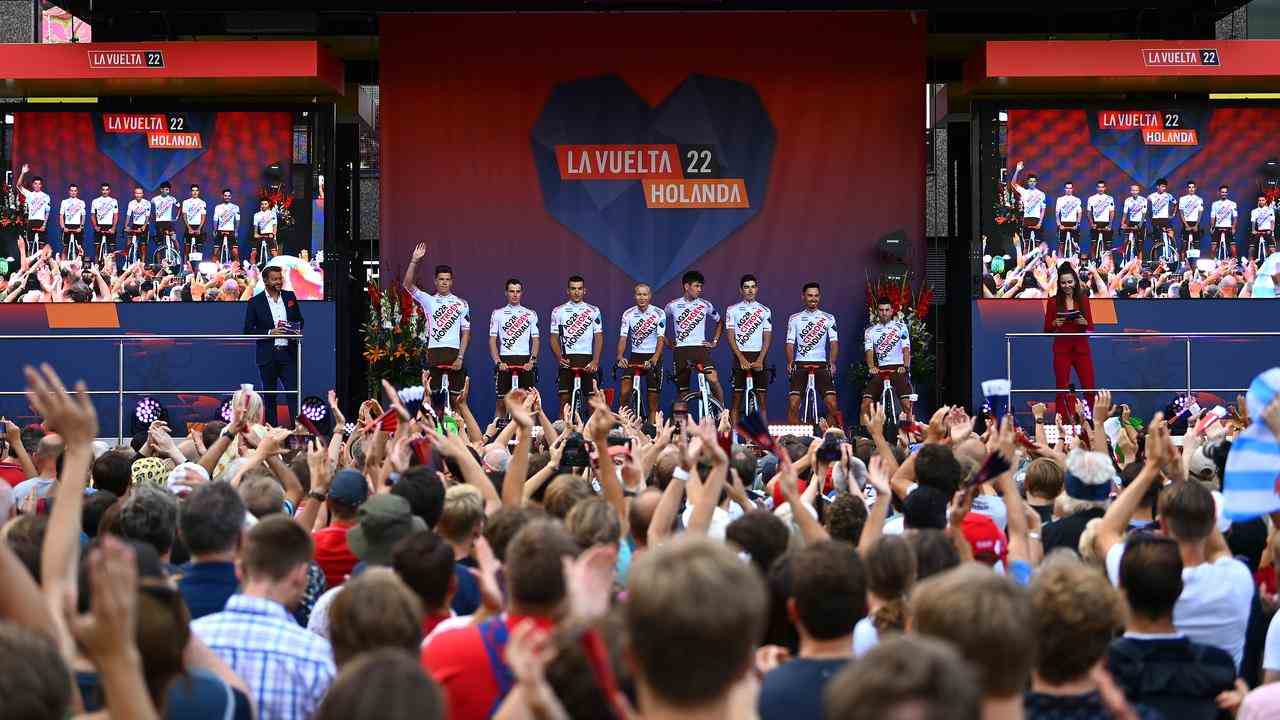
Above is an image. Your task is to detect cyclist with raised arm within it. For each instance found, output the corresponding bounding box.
[861,296,913,428]
[617,283,666,424]
[404,242,471,412]
[489,277,539,420]
[785,282,839,425]
[725,273,772,428]
[550,275,603,419]
[665,270,724,407]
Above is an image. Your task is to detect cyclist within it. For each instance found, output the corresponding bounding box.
[617,283,666,424]
[725,273,772,428]
[861,296,914,428]
[550,275,603,419]
[489,277,539,419]
[785,282,840,425]
[665,270,723,408]
[404,242,471,412]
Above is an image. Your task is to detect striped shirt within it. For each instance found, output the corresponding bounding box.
[192,594,335,720]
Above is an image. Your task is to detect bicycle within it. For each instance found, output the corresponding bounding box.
[1059,225,1079,259]
[427,363,457,419]
[614,362,652,421]
[1153,224,1178,266]
[252,235,275,269]
[792,363,828,425]
[1119,225,1142,265]
[669,363,723,425]
[565,365,596,422]
[740,364,776,417]
[123,226,147,266]
[214,231,236,264]
[154,230,181,269]
[63,225,84,263]
[23,220,45,258]
[1255,231,1274,262]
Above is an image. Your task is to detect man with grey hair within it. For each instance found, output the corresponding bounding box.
[12,433,64,506]
[179,482,248,619]
[1040,449,1114,557]
[119,483,179,567]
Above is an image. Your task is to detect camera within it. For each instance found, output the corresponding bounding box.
[559,432,591,469]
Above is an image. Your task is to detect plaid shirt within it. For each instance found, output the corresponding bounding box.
[192,594,335,720]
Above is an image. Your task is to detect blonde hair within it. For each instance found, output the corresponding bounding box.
[230,388,265,427]
[438,485,485,544]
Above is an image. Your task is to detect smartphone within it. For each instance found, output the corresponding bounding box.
[286,434,309,450]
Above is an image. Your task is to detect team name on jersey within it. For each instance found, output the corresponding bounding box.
[629,310,661,347]
[499,311,534,351]
[873,324,904,362]
[673,303,708,343]
[431,301,465,342]
[795,316,830,355]
[734,306,768,346]
[560,307,597,348]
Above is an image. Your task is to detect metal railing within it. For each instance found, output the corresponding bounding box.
[0,334,303,444]
[1004,332,1280,398]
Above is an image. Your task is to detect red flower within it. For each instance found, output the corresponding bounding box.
[915,287,933,319]
[397,286,416,321]
[368,281,382,307]
[886,283,903,312]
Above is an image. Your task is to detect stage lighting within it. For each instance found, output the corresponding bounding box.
[132,396,167,434]
[1262,158,1280,179]
[877,230,908,260]
[220,399,234,423]
[881,263,909,283]
[298,395,332,434]
[768,424,816,438]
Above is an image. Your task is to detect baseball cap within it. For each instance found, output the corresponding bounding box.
[329,469,370,508]
[962,513,1008,566]
[347,494,427,566]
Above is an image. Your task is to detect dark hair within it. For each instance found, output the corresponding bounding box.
[180,482,245,556]
[825,636,981,720]
[865,535,917,634]
[200,421,225,450]
[825,492,868,544]
[1158,481,1216,541]
[790,541,868,639]
[483,505,543,562]
[1096,180,1106,186]
[242,515,313,581]
[263,266,283,278]
[1055,261,1085,307]
[1065,180,1074,186]
[1027,173,1038,180]
[682,270,704,285]
[434,265,452,277]
[1220,184,1229,191]
[802,282,820,293]
[740,274,758,287]
[314,649,446,720]
[0,623,73,720]
[876,296,892,307]
[910,529,960,580]
[914,445,962,496]
[393,529,459,611]
[92,450,133,496]
[567,274,585,286]
[1030,560,1124,685]
[1186,180,1196,186]
[82,491,119,538]
[1156,177,1167,186]
[391,466,446,528]
[119,485,179,557]
[160,181,171,190]
[505,520,579,610]
[327,571,424,668]
[31,176,44,185]
[1118,533,1183,620]
[504,277,522,290]
[100,182,110,189]
[68,183,78,190]
[190,184,200,191]
[221,187,232,195]
[725,510,790,577]
[902,486,949,530]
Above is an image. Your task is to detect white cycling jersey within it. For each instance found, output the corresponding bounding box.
[786,309,838,363]
[725,300,772,352]
[865,320,910,367]
[665,297,719,348]
[489,304,539,357]
[550,301,603,356]
[620,305,665,354]
[412,291,471,350]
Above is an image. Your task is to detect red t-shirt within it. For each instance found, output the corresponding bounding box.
[0,462,26,487]
[312,520,358,588]
[420,614,556,720]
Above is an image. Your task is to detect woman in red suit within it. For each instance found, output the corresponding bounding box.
[1044,262,1095,421]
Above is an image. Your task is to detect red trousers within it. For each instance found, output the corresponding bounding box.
[1053,340,1095,421]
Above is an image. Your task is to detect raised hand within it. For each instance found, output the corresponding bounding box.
[505,389,535,430]
[866,455,891,497]
[410,243,426,262]
[66,536,138,666]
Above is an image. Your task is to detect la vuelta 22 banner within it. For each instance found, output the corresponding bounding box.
[531,74,775,289]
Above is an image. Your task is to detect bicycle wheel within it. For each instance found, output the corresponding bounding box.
[680,390,723,426]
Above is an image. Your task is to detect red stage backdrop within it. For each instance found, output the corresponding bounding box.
[380,12,924,420]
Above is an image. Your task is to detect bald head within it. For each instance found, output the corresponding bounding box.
[34,434,64,474]
[628,487,663,548]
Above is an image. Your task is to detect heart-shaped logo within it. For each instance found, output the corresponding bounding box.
[532,74,775,288]
[1087,108,1209,187]
[91,111,216,190]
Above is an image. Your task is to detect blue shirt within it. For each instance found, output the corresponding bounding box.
[178,561,240,620]
[451,562,481,615]
[192,594,335,720]
[758,657,849,720]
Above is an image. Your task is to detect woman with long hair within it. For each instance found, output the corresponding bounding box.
[1044,262,1095,420]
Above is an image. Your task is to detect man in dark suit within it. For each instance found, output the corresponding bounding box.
[243,265,303,426]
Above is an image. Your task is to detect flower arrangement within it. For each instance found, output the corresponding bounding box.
[361,281,427,397]
[258,185,296,229]
[0,181,26,230]
[993,174,1021,227]
[850,273,937,411]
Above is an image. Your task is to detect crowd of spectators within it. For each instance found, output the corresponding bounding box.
[2,360,1280,720]
[981,238,1280,299]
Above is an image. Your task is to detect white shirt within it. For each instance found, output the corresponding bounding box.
[1055,195,1082,224]
[1106,544,1253,668]
[411,291,471,350]
[1123,195,1147,224]
[864,320,909,367]
[1253,206,1275,232]
[786,309,838,363]
[90,196,118,226]
[489,304,539,357]
[549,301,603,356]
[1148,191,1174,219]
[20,188,51,221]
[213,202,240,232]
[126,198,151,226]
[852,617,879,657]
[152,193,178,222]
[265,290,288,347]
[59,197,85,226]
[665,297,720,348]
[181,197,206,226]
[970,493,1008,532]
[619,305,665,354]
[1211,198,1238,228]
[1017,186,1046,219]
[1179,193,1204,223]
[254,209,277,236]
[1087,193,1115,223]
[725,301,772,352]
[1263,609,1280,673]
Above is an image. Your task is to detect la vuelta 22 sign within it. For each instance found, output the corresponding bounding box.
[531,74,776,288]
